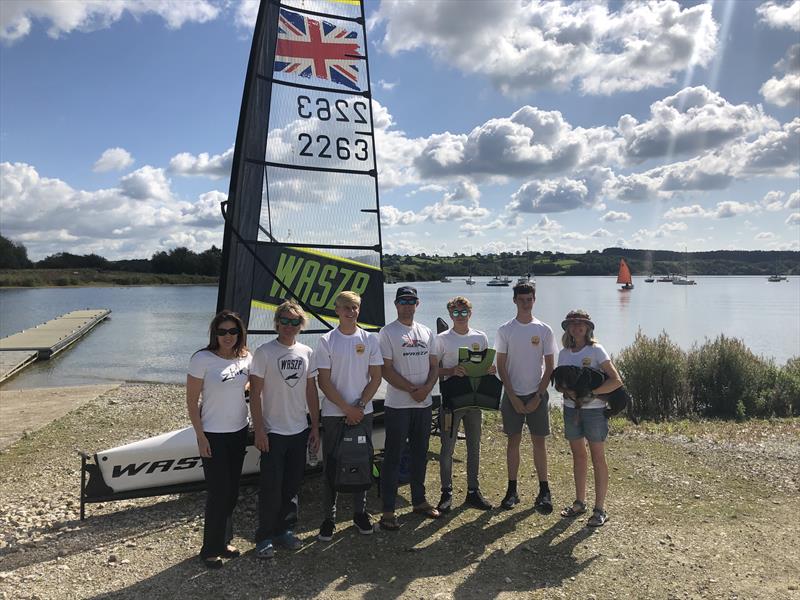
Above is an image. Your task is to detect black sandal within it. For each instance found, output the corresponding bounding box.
[587,507,608,527]
[202,556,223,569]
[379,514,401,531]
[560,500,587,518]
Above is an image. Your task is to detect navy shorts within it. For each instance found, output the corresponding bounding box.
[563,406,608,442]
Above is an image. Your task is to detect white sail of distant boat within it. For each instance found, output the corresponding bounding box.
[80,0,385,514]
[673,247,696,285]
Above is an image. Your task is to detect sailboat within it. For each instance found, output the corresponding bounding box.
[672,247,696,285]
[617,259,634,290]
[79,0,385,516]
[768,274,788,282]
[487,273,511,286]
[516,272,536,287]
[466,273,476,285]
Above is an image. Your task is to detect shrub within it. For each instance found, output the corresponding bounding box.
[687,335,777,419]
[772,358,800,417]
[615,330,690,421]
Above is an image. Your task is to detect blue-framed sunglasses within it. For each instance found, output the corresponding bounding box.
[450,309,469,317]
[278,316,302,326]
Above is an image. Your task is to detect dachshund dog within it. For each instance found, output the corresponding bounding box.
[551,365,636,422]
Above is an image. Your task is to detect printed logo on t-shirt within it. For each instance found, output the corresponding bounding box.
[355,343,365,355]
[582,356,592,367]
[277,353,305,388]
[221,363,248,382]
[401,333,427,349]
[531,335,540,345]
[471,342,480,351]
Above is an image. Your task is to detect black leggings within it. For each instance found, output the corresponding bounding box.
[200,426,247,558]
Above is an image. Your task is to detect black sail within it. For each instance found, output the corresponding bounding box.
[217,0,384,335]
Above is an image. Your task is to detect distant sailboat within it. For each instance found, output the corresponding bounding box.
[440,276,452,283]
[644,275,655,283]
[516,272,536,288]
[672,247,697,285]
[767,274,788,282]
[466,273,476,285]
[487,274,511,286]
[617,259,634,290]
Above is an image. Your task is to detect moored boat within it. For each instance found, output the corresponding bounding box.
[617,259,634,290]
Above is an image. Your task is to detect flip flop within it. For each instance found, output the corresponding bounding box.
[560,500,587,518]
[379,515,400,531]
[412,504,442,519]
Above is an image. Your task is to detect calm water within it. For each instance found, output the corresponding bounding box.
[1,276,798,389]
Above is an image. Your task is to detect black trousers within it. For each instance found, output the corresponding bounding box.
[255,429,309,543]
[200,426,247,558]
[381,406,432,512]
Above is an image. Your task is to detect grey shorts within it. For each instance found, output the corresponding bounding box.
[501,390,550,437]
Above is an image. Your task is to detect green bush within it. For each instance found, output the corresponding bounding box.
[772,358,800,417]
[616,330,691,421]
[687,335,778,419]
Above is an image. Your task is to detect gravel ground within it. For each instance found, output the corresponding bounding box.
[0,383,798,600]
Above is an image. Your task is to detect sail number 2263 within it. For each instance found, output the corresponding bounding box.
[297,96,368,123]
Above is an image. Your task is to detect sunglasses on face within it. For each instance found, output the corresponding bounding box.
[450,309,470,317]
[278,316,302,326]
[396,298,417,305]
[215,327,241,336]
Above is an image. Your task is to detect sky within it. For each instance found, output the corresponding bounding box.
[0,0,799,261]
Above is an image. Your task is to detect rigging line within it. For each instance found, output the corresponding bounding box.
[256,73,371,98]
[247,157,376,177]
[219,202,335,331]
[269,0,364,24]
[256,240,381,252]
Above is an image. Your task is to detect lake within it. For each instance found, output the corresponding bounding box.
[0,276,798,389]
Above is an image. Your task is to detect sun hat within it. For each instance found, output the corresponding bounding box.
[395,286,418,301]
[561,309,595,331]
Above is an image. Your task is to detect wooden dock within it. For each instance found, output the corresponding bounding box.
[0,309,111,383]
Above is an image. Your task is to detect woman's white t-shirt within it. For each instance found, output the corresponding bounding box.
[494,318,557,395]
[188,350,252,432]
[557,343,610,409]
[379,320,438,409]
[251,340,316,436]
[315,327,383,418]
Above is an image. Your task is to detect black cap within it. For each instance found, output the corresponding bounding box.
[395,286,418,301]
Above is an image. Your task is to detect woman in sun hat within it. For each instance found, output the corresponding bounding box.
[555,309,622,527]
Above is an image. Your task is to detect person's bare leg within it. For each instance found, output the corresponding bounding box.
[506,433,522,480]
[588,441,608,509]
[569,438,588,504]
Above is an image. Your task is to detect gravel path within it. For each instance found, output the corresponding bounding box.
[0,383,798,599]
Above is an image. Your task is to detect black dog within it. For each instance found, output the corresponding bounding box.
[551,365,636,422]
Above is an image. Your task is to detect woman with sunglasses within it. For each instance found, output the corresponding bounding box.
[249,301,320,558]
[187,310,252,568]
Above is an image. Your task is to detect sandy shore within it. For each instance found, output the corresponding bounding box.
[0,383,798,599]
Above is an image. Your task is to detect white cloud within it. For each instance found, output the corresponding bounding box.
[380,205,424,228]
[757,1,800,31]
[663,204,709,219]
[601,211,631,222]
[762,190,786,212]
[755,232,776,240]
[378,80,397,91]
[234,0,259,29]
[787,191,800,209]
[663,201,758,219]
[169,146,233,179]
[522,215,563,236]
[714,201,759,218]
[760,44,800,107]
[618,86,777,162]
[787,212,800,225]
[92,147,134,173]
[507,177,589,214]
[374,0,717,96]
[591,228,612,238]
[0,161,221,260]
[0,0,220,43]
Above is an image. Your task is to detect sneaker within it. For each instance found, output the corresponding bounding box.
[353,512,374,535]
[255,539,274,559]
[275,530,302,550]
[437,490,453,514]
[500,491,520,510]
[534,489,553,515]
[465,489,493,510]
[318,519,335,542]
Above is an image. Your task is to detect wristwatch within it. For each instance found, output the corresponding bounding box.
[356,398,367,408]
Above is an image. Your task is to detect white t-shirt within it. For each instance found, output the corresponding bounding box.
[437,328,489,379]
[188,350,252,433]
[380,320,438,409]
[558,343,611,409]
[315,327,383,417]
[251,340,316,436]
[494,317,557,395]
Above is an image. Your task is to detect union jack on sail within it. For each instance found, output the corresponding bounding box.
[274,8,362,91]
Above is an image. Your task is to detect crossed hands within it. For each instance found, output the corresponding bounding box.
[509,391,544,415]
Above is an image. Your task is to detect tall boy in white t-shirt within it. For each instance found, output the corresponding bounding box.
[315,291,383,542]
[495,283,557,513]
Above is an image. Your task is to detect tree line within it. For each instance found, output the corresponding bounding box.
[0,234,221,276]
[0,234,797,279]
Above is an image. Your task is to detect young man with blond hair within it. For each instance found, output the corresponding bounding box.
[495,283,557,513]
[315,291,383,541]
[436,295,493,513]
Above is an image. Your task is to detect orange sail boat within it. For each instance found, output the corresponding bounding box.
[617,258,634,290]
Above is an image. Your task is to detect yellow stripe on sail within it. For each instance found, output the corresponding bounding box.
[251,300,380,330]
[324,0,361,5]
[295,247,382,271]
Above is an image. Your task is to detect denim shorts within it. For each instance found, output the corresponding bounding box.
[501,390,550,436]
[563,407,608,442]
